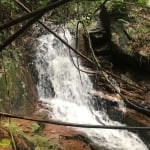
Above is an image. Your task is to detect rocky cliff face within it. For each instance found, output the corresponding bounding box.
[0,48,37,115]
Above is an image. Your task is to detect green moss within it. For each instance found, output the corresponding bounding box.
[0,74,7,98]
[0,49,35,115]
[0,138,11,147]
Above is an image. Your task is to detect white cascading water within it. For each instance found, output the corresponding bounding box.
[33,28,148,150]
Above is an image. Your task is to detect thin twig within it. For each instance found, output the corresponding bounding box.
[8,118,17,150]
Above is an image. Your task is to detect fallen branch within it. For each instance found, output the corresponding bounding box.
[0,13,43,52]
[0,0,76,52]
[123,97,150,117]
[0,0,73,31]
[82,68,144,91]
[104,70,144,91]
[121,88,146,101]
[0,112,150,130]
[15,0,97,67]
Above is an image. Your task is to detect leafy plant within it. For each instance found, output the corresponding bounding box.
[31,122,41,133]
[0,0,18,12]
[134,0,148,5]
[0,138,11,148]
[3,121,23,135]
[26,135,62,150]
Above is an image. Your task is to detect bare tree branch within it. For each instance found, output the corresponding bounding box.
[0,0,72,31]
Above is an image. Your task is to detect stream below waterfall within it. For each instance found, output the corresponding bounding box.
[32,27,149,150]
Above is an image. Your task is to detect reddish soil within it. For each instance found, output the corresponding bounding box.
[43,124,92,150]
[0,119,93,150]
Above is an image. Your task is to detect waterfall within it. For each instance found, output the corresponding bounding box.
[33,27,148,150]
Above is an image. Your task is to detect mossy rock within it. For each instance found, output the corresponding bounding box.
[0,49,37,115]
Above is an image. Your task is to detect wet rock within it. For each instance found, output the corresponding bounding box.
[42,124,104,150]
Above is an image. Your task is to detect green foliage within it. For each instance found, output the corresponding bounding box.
[26,135,62,150]
[138,0,148,5]
[0,0,149,24]
[0,0,18,12]
[24,121,62,150]
[0,138,11,148]
[123,0,150,6]
[37,0,50,7]
[49,1,102,24]
[3,121,23,135]
[31,122,41,133]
